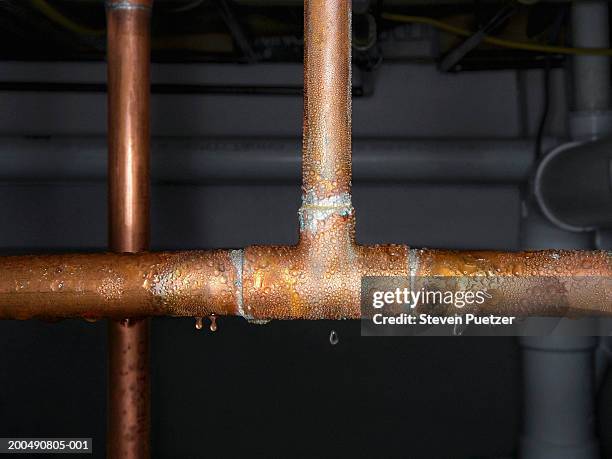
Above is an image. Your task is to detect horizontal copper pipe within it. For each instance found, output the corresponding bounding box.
[0,251,240,320]
[413,249,612,317]
[0,247,609,320]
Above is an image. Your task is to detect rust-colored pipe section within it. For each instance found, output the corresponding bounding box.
[0,0,610,323]
[106,0,152,458]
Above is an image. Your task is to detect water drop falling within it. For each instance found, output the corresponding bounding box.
[195,317,203,330]
[329,330,339,345]
[453,320,466,336]
[209,314,218,332]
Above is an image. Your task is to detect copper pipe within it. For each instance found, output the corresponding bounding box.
[0,249,610,319]
[302,0,352,202]
[0,0,610,324]
[412,249,612,317]
[107,319,149,459]
[241,0,408,319]
[107,0,151,252]
[106,1,153,458]
[0,251,240,320]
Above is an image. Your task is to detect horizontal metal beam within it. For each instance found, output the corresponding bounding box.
[0,137,539,183]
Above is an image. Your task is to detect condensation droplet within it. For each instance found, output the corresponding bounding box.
[209,314,218,332]
[195,317,203,330]
[329,330,339,345]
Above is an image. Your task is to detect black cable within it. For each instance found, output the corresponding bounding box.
[534,56,552,158]
[521,7,567,250]
[535,8,566,158]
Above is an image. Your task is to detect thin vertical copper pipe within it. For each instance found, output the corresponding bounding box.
[106,1,152,458]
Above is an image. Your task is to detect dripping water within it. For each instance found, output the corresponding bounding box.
[453,320,467,336]
[209,314,218,332]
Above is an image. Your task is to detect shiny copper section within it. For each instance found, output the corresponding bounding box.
[107,1,151,252]
[107,2,153,457]
[302,0,352,201]
[0,251,240,320]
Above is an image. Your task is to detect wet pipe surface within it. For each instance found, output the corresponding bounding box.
[0,212,610,320]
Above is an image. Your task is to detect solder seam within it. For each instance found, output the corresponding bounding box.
[230,249,247,319]
[106,1,151,11]
[409,248,419,292]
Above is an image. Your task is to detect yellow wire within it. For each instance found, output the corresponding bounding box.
[29,2,612,56]
[30,0,105,37]
[382,13,612,57]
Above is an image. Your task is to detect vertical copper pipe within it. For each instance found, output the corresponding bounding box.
[107,1,151,250]
[302,0,352,202]
[106,1,152,458]
[298,0,354,255]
